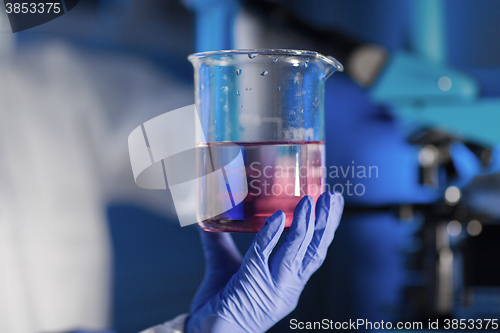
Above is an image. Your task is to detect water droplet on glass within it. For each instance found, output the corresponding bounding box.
[248,54,257,59]
[260,71,268,76]
[201,84,204,90]
[278,86,281,90]
[246,87,252,91]
[273,58,278,63]
[213,120,217,124]
[240,105,243,108]
[236,91,240,96]
[219,68,222,71]
[236,69,242,75]
[304,62,308,68]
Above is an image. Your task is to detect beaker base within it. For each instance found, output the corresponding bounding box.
[199,217,291,233]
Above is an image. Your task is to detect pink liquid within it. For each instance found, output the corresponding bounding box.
[198,141,325,233]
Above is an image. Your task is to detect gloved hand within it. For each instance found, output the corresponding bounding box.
[186,191,344,332]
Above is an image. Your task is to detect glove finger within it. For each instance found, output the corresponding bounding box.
[300,192,331,271]
[252,210,286,260]
[199,227,243,272]
[301,192,344,277]
[319,192,344,252]
[270,196,315,277]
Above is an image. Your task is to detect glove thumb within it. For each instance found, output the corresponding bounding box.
[247,210,286,263]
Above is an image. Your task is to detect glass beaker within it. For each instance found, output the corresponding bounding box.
[188,49,342,232]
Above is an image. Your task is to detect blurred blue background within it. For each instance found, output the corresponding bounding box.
[4,0,500,332]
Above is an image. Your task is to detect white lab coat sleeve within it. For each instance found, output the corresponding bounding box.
[0,42,112,333]
[139,314,189,333]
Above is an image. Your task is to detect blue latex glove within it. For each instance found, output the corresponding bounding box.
[186,192,344,332]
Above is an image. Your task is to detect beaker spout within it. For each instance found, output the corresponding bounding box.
[323,55,344,80]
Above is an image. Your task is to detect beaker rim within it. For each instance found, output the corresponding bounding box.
[188,49,343,72]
